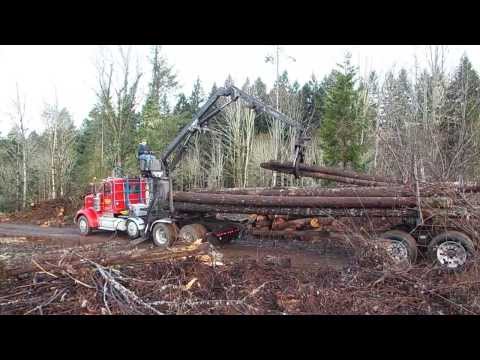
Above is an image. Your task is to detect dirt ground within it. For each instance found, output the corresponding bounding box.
[1,220,480,315]
[1,201,480,315]
[0,222,351,270]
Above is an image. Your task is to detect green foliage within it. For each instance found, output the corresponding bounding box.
[252,77,269,133]
[140,45,177,134]
[319,54,370,170]
[209,83,218,97]
[299,74,329,129]
[189,77,205,114]
[173,93,190,115]
[71,108,105,185]
[441,55,480,177]
[138,46,178,162]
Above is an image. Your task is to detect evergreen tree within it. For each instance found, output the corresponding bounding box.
[441,55,480,177]
[242,77,251,92]
[277,70,290,90]
[71,107,105,185]
[291,80,301,94]
[299,74,328,129]
[160,94,170,115]
[209,82,218,97]
[319,54,368,170]
[173,93,190,115]
[140,45,177,150]
[189,77,205,114]
[252,77,269,132]
[253,77,268,101]
[224,74,234,88]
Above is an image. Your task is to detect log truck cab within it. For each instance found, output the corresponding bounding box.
[75,177,149,239]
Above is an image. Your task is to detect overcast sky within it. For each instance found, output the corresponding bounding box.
[1,45,479,135]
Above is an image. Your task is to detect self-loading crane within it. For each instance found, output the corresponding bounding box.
[140,85,310,242]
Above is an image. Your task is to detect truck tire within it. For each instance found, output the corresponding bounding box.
[380,230,418,264]
[78,215,92,236]
[428,231,475,270]
[126,219,140,240]
[152,223,176,249]
[179,224,208,244]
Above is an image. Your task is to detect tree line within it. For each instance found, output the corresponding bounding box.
[1,45,479,212]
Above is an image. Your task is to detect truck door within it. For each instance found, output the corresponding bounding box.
[103,181,113,213]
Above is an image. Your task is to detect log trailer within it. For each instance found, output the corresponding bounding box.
[75,86,477,271]
[75,85,309,247]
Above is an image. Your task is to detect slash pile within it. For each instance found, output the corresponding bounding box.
[2,243,480,315]
[4,198,77,227]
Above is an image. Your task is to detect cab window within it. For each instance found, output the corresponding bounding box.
[130,183,140,194]
[104,182,112,195]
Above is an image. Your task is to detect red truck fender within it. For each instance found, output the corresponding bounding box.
[75,208,99,229]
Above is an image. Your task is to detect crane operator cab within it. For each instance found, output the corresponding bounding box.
[137,140,170,212]
[138,140,164,178]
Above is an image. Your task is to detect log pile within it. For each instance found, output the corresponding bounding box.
[260,161,404,187]
[172,161,480,236]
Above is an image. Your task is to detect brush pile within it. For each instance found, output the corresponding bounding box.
[3,198,77,227]
[2,237,479,315]
[0,235,209,281]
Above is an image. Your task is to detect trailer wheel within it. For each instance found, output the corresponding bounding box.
[152,223,176,248]
[126,220,140,240]
[179,224,208,244]
[428,231,475,270]
[78,216,92,236]
[379,230,418,264]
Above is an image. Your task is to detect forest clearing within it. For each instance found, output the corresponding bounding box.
[1,45,480,315]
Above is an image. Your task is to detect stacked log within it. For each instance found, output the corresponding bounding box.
[172,202,418,218]
[260,161,404,187]
[171,161,480,237]
[173,191,424,209]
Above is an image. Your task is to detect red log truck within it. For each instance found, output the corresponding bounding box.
[75,85,476,270]
[75,85,309,248]
[75,86,473,268]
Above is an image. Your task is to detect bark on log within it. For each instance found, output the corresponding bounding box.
[189,183,480,197]
[261,161,404,185]
[174,191,421,208]
[172,202,417,217]
[195,186,417,197]
[1,242,209,279]
[269,169,390,187]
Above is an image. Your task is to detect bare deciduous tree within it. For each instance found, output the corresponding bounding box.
[10,85,28,209]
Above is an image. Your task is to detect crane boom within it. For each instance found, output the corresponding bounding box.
[141,85,310,239]
[159,85,308,176]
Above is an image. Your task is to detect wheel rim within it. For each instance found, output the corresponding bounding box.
[383,240,409,263]
[182,232,195,243]
[79,218,88,234]
[154,226,168,245]
[127,221,138,237]
[436,241,467,269]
